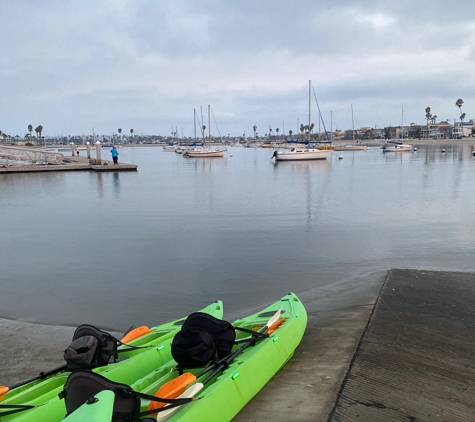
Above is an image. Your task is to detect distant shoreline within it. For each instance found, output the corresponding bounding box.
[8,137,475,150]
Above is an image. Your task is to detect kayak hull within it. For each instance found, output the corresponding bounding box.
[164,292,307,422]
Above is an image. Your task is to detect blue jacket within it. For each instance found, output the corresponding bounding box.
[111,148,119,157]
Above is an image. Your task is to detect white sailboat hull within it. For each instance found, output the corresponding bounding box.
[382,144,413,152]
[274,148,332,161]
[184,149,225,158]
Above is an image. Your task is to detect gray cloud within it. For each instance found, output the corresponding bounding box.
[1,0,475,136]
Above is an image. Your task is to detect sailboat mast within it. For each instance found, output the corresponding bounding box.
[200,106,204,141]
[208,105,211,142]
[308,80,311,141]
[194,109,196,141]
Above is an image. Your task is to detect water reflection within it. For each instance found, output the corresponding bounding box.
[96,172,104,199]
[272,159,331,232]
[113,172,121,198]
[3,146,475,328]
[272,159,331,171]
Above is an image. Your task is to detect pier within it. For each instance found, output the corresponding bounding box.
[0,146,137,173]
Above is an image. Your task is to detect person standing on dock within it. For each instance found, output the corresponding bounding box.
[111,146,119,165]
[76,148,79,156]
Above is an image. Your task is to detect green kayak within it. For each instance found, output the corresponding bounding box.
[59,293,307,422]
[62,391,114,422]
[0,302,223,422]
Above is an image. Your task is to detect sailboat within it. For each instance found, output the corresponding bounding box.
[272,81,332,161]
[334,105,367,151]
[382,105,414,152]
[184,106,226,158]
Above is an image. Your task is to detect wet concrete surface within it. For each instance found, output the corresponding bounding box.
[329,269,475,422]
[233,272,384,421]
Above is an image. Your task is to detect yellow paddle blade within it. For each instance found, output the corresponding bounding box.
[120,326,152,343]
[0,386,9,401]
[267,317,286,335]
[148,373,197,414]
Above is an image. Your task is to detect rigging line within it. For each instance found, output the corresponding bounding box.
[210,106,224,142]
[312,88,330,142]
[195,109,206,139]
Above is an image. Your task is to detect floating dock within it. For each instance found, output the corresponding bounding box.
[0,155,137,173]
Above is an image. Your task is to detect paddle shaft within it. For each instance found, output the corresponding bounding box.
[9,364,68,390]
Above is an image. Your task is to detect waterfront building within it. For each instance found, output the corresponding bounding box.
[452,120,474,138]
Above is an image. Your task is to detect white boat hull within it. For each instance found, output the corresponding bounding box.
[274,149,332,161]
[184,149,225,158]
[383,144,413,152]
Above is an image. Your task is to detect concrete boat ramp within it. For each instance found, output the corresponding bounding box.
[235,269,475,421]
[1,269,474,421]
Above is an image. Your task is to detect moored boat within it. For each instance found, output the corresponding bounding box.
[272,147,331,161]
[382,143,413,152]
[57,293,307,422]
[0,302,223,422]
[183,148,226,158]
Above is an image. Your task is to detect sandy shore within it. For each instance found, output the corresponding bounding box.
[0,318,74,386]
[0,319,123,386]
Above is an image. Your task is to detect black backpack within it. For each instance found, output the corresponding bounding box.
[171,312,236,369]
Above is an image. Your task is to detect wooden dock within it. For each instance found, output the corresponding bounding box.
[0,155,137,173]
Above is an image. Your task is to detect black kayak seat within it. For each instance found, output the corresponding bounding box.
[61,370,154,422]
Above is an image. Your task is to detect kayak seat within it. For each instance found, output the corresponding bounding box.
[64,324,148,371]
[171,312,269,370]
[60,370,193,421]
[171,312,236,369]
[61,370,151,422]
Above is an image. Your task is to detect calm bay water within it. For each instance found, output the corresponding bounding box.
[1,144,475,330]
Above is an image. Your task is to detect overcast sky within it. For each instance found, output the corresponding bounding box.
[1,0,475,138]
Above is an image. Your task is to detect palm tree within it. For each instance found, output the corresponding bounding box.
[455,99,464,138]
[289,130,293,137]
[130,128,134,142]
[275,128,279,138]
[118,128,122,141]
[253,125,257,141]
[300,123,304,133]
[28,124,33,139]
[425,107,432,139]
